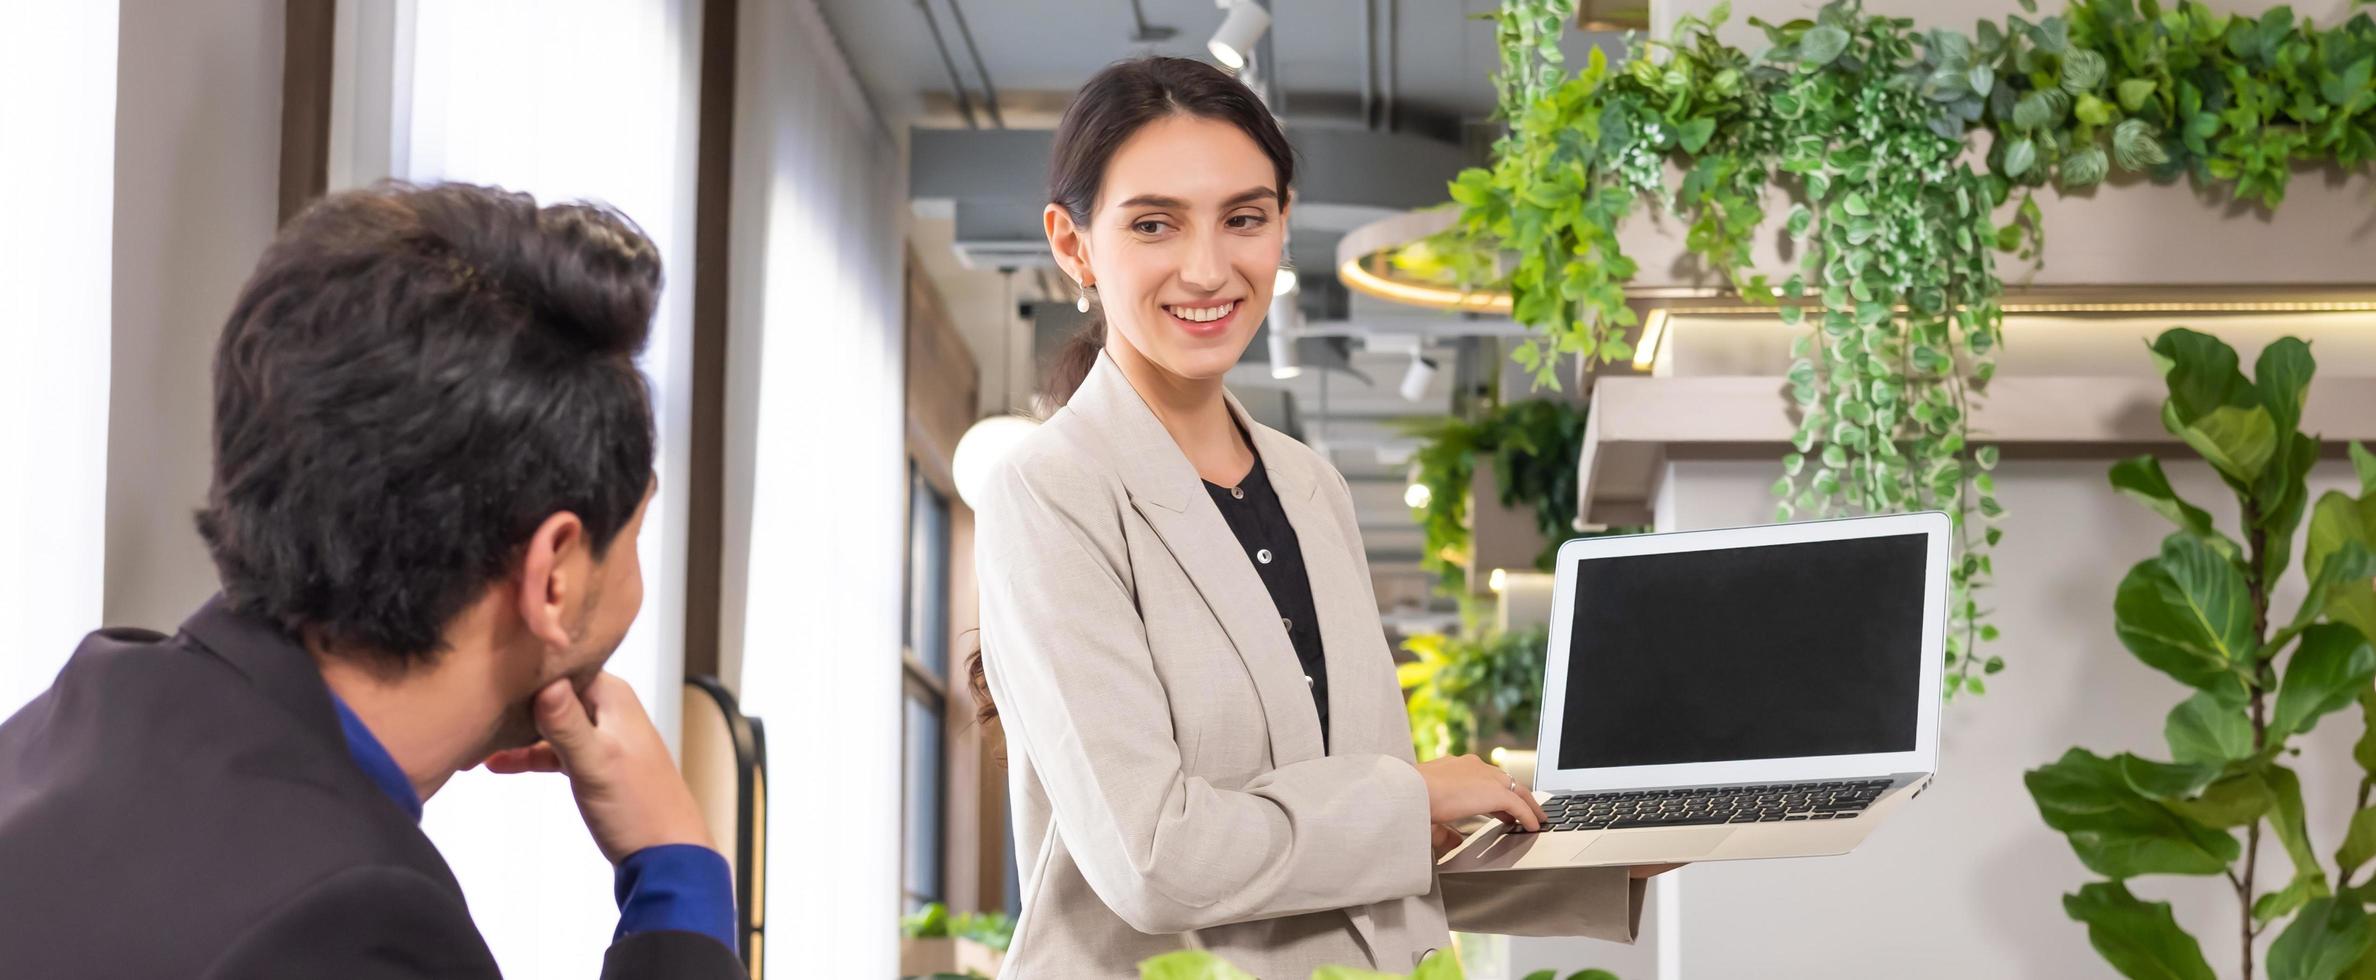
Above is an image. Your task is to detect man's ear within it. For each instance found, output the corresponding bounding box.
[515,510,588,651]
[1044,203,1094,287]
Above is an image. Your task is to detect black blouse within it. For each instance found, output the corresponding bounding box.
[1202,447,1330,749]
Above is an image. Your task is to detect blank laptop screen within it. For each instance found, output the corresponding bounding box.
[1556,532,1927,770]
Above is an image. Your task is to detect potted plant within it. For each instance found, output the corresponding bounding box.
[2025,328,2376,980]
[899,903,1013,979]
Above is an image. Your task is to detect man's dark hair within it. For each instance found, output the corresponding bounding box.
[197,182,659,667]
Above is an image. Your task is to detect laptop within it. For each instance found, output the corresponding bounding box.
[1438,512,1947,872]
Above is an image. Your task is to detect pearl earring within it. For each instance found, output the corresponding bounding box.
[1076,284,1093,313]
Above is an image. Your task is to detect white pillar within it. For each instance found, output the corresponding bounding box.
[342,2,704,976]
[0,2,119,718]
[720,0,908,975]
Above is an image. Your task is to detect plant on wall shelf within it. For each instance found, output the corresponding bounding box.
[1404,398,1593,593]
[1453,0,2376,698]
[2024,328,2376,980]
[1400,619,1554,762]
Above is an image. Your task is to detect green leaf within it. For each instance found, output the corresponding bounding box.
[2114,119,2172,170]
[2360,687,2376,775]
[2306,494,2376,643]
[2265,766,2328,903]
[2014,92,2057,132]
[2061,145,2110,188]
[2261,875,2331,929]
[2062,49,2109,94]
[2151,328,2256,425]
[2270,899,2372,980]
[2338,806,2376,880]
[2077,93,2115,127]
[2108,457,2234,555]
[1410,949,1465,980]
[2026,748,2239,878]
[2167,770,2274,829]
[1309,965,1399,980]
[2005,136,2038,178]
[1799,25,1851,66]
[1676,117,1716,154]
[2258,432,2321,585]
[2164,692,2253,765]
[2113,535,2255,700]
[2172,405,2279,486]
[2256,337,2316,437]
[2119,78,2159,112]
[2272,623,2376,739]
[1139,951,1258,980]
[1969,64,1997,96]
[2061,881,2217,980]
[1977,445,2000,470]
[2324,56,2374,107]
[2352,443,2376,496]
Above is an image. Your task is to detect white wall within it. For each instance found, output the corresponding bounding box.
[103,0,286,632]
[0,2,119,718]
[720,0,909,974]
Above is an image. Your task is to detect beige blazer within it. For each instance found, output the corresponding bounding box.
[975,352,1643,978]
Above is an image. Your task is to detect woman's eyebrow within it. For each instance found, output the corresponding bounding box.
[1114,187,1278,210]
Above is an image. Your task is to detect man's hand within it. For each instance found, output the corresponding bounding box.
[482,674,713,864]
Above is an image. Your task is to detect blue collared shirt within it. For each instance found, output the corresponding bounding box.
[327,693,739,953]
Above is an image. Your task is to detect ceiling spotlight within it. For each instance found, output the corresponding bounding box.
[1399,353,1439,402]
[1273,263,1298,296]
[1404,482,1432,509]
[1208,0,1270,71]
[1267,290,1302,379]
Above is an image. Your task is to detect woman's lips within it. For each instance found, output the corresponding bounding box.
[1164,300,1239,337]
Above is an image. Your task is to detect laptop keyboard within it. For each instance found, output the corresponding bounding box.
[1532,779,1895,832]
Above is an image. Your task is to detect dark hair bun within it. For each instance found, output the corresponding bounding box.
[398,186,661,356]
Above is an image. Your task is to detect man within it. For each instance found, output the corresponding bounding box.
[0,183,743,979]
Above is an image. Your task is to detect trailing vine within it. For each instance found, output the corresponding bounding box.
[1445,0,2376,698]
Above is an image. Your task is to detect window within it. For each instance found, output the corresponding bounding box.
[902,463,953,910]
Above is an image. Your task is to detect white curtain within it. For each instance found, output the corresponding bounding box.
[0,2,118,719]
[719,0,908,975]
[335,1,704,976]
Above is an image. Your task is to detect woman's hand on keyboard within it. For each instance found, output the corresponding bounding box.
[1417,753,1545,832]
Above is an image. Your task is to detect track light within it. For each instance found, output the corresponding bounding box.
[1208,0,1270,71]
[1399,353,1438,402]
[1273,263,1298,296]
[1267,289,1302,379]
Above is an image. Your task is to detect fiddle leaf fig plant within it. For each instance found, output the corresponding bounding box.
[2025,328,2376,980]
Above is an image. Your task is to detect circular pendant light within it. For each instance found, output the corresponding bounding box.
[951,269,1041,508]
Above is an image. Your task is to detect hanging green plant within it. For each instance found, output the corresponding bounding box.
[1448,0,2376,698]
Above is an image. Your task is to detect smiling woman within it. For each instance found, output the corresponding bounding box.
[963,56,1658,978]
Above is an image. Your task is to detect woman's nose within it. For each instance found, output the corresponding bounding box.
[1177,230,1230,292]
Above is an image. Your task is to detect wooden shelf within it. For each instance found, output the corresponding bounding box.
[1579,375,2376,525]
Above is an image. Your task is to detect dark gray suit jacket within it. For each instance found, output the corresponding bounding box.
[0,598,744,979]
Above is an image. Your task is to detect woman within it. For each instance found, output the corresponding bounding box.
[970,57,1655,977]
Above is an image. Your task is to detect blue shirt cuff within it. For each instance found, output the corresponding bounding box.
[612,843,738,954]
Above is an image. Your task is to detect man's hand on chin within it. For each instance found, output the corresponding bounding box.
[481,673,715,865]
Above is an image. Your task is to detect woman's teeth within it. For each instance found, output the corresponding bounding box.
[1167,301,1235,323]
